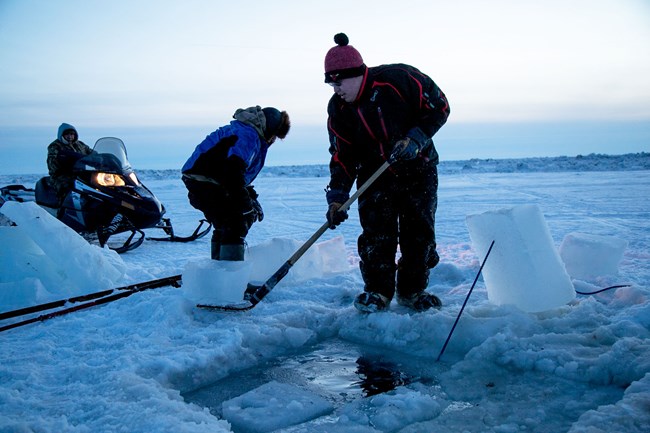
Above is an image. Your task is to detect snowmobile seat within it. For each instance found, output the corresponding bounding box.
[34,177,59,209]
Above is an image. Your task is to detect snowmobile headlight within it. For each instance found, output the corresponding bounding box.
[128,172,140,186]
[95,172,126,187]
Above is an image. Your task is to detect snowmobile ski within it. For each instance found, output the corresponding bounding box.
[147,218,211,243]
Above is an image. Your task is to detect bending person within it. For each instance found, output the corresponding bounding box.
[182,106,290,261]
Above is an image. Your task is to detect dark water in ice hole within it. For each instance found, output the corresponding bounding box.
[182,338,440,417]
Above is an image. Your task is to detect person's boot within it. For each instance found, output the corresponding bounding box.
[396,258,435,311]
[211,229,222,260]
[397,291,442,312]
[211,240,220,260]
[219,244,245,261]
[354,292,390,313]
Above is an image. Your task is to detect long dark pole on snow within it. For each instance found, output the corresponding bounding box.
[0,274,182,332]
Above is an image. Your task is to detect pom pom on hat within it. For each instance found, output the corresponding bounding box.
[324,33,366,83]
[334,33,349,46]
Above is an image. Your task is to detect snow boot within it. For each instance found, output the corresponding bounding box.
[354,292,390,313]
[397,291,442,312]
[211,230,222,260]
[219,244,245,261]
[211,240,220,260]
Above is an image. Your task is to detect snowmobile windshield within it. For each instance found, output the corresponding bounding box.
[74,137,134,174]
[92,137,132,172]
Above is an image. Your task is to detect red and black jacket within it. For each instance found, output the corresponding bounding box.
[326,63,450,203]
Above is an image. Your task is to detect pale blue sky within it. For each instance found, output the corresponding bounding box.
[0,0,649,173]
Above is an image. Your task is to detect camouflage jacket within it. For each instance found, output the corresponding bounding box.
[47,130,93,201]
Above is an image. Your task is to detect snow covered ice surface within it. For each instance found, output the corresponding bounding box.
[0,201,125,309]
[1,154,649,433]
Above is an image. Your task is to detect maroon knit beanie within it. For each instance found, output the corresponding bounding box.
[324,33,366,83]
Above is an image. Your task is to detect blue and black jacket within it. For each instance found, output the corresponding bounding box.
[182,116,269,205]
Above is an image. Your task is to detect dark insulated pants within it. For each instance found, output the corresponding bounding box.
[50,175,75,206]
[182,177,251,244]
[357,163,438,300]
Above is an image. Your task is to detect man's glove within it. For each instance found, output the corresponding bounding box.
[242,186,263,223]
[390,137,421,162]
[326,202,348,229]
[57,149,89,172]
[242,198,263,223]
[250,197,264,222]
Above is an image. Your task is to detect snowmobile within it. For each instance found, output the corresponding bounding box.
[0,137,210,253]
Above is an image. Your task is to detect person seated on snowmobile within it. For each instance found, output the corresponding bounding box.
[181,106,291,261]
[46,123,94,206]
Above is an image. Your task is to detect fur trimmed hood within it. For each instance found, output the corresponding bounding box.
[233,106,266,140]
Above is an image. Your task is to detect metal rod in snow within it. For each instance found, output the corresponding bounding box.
[436,240,495,362]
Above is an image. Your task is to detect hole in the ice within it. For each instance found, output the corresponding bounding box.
[182,338,438,419]
[354,355,411,396]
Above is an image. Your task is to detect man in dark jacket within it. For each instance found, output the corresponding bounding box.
[182,106,290,261]
[323,33,450,313]
[47,123,93,205]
